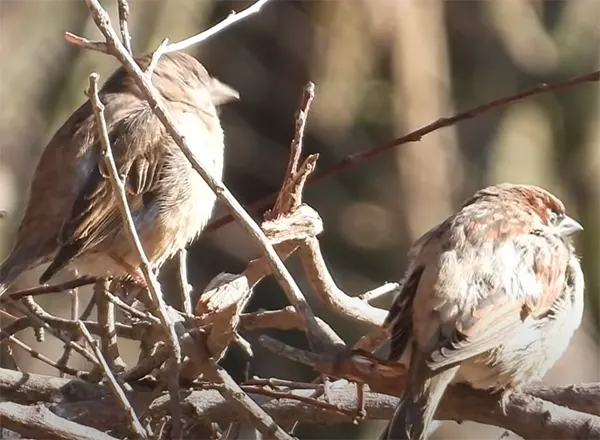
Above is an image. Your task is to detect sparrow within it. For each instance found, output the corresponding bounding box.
[0,52,238,296]
[381,183,585,440]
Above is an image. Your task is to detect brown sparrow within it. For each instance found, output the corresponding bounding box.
[381,183,584,440]
[0,52,238,296]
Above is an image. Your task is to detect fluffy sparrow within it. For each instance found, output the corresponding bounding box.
[381,183,584,440]
[0,52,238,296]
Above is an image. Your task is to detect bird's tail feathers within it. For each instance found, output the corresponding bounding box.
[385,366,459,440]
[0,247,37,298]
[0,263,19,298]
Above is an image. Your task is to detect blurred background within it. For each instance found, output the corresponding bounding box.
[0,0,599,439]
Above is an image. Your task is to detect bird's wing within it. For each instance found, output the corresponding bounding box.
[40,97,167,282]
[386,265,425,361]
[385,226,439,361]
[422,231,572,372]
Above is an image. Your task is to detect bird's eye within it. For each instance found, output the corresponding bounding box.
[547,211,561,225]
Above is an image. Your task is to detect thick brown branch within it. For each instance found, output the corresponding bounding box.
[1,369,599,439]
[0,401,117,440]
[297,238,387,329]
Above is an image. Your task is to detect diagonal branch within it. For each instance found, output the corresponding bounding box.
[77,321,147,439]
[86,72,183,438]
[163,0,272,53]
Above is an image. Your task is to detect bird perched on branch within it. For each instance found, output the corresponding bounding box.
[381,183,585,440]
[0,52,238,296]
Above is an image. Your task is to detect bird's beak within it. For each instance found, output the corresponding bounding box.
[209,78,239,106]
[556,215,584,236]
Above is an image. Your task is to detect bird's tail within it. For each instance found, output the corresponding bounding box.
[0,248,35,298]
[383,366,459,440]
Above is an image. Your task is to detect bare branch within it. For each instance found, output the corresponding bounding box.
[267,82,316,220]
[194,273,253,361]
[7,297,100,367]
[239,306,342,346]
[116,0,132,55]
[2,368,599,439]
[56,282,80,378]
[257,337,600,439]
[3,276,97,302]
[176,249,193,315]
[77,321,147,439]
[64,32,109,54]
[1,311,140,344]
[1,330,87,379]
[94,279,126,372]
[163,0,272,53]
[176,328,293,439]
[358,283,400,303]
[145,38,169,78]
[0,401,118,440]
[297,238,387,328]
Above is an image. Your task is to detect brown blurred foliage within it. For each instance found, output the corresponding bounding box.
[0,1,598,438]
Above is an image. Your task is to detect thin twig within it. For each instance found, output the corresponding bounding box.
[95,279,126,372]
[1,313,138,344]
[78,321,147,439]
[355,383,366,422]
[4,276,97,302]
[9,297,99,367]
[243,377,320,390]
[176,249,193,315]
[1,330,88,379]
[288,385,325,435]
[176,327,292,439]
[234,333,254,359]
[163,0,272,53]
[145,38,169,78]
[119,342,169,383]
[358,282,400,303]
[80,294,97,320]
[206,70,600,232]
[105,289,160,323]
[242,385,359,418]
[267,82,316,219]
[86,72,183,438]
[64,31,110,54]
[69,286,79,321]
[117,0,132,55]
[56,283,80,378]
[208,359,293,440]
